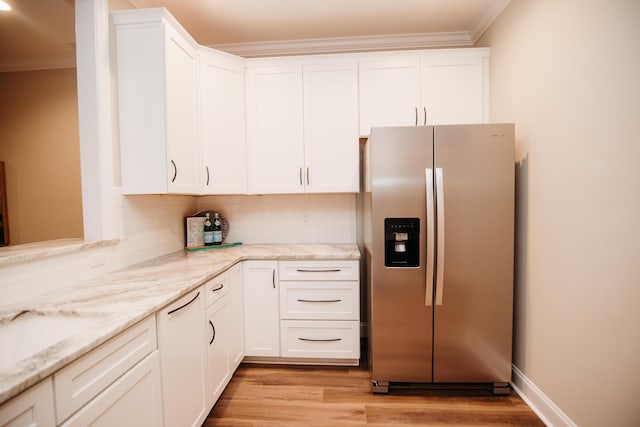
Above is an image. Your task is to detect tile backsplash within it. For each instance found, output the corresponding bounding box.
[196,194,357,244]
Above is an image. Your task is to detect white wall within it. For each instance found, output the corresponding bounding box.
[477,1,640,426]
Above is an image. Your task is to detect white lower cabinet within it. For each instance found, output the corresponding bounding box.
[228,263,245,370]
[0,378,55,427]
[157,287,207,427]
[59,352,162,427]
[243,261,280,357]
[278,260,360,365]
[203,272,231,408]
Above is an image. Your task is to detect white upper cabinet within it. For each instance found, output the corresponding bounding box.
[113,9,200,194]
[246,65,305,194]
[420,51,488,126]
[358,49,489,136]
[303,63,359,193]
[199,48,247,194]
[246,61,359,194]
[358,58,421,135]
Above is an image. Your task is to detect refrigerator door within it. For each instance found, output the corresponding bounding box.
[368,126,434,384]
[432,124,514,383]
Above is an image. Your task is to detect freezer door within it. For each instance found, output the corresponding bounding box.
[432,124,514,383]
[368,126,434,383]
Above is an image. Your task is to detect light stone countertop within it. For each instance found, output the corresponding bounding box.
[0,238,120,267]
[0,243,360,405]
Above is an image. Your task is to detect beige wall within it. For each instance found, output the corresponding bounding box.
[0,69,83,245]
[477,1,640,426]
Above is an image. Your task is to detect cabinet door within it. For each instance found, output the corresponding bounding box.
[228,263,245,370]
[200,48,247,194]
[358,58,420,136]
[165,24,201,194]
[303,63,359,193]
[243,261,280,356]
[157,287,207,427]
[0,378,55,427]
[59,353,162,427]
[420,52,487,125]
[205,296,230,407]
[246,66,304,194]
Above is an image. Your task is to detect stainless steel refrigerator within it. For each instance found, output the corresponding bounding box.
[363,124,514,394]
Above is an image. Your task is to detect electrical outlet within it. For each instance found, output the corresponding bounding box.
[303,212,311,224]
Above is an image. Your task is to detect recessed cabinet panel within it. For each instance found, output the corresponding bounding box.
[421,53,486,125]
[303,63,359,193]
[243,261,280,356]
[200,48,247,194]
[246,66,305,194]
[358,59,421,136]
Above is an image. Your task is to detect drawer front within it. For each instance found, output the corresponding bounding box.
[280,282,359,320]
[205,270,229,307]
[279,260,359,281]
[54,316,157,424]
[280,320,360,359]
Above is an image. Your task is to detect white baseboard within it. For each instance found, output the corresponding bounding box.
[511,365,577,427]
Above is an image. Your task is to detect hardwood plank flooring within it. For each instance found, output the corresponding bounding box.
[204,363,544,426]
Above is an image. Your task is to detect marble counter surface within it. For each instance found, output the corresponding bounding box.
[0,243,360,405]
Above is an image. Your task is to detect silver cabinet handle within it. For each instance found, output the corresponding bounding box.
[211,284,224,292]
[425,168,435,307]
[170,160,177,183]
[423,107,427,125]
[167,291,199,316]
[295,269,341,273]
[306,167,310,185]
[298,337,342,342]
[272,269,276,289]
[299,167,303,185]
[414,107,418,126]
[205,166,210,186]
[435,167,445,306]
[209,320,215,345]
[297,299,342,303]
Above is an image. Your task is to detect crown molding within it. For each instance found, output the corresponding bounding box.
[209,31,475,58]
[469,0,511,43]
[0,55,76,72]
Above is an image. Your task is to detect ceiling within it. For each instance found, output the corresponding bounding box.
[0,0,510,71]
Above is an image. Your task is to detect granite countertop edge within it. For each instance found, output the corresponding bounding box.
[0,243,360,405]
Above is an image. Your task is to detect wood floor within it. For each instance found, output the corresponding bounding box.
[203,362,545,426]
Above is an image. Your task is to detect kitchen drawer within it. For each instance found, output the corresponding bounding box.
[54,316,157,424]
[279,260,359,281]
[205,270,229,308]
[280,320,360,359]
[280,282,359,320]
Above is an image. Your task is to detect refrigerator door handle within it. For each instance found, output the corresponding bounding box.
[435,168,445,305]
[425,168,435,306]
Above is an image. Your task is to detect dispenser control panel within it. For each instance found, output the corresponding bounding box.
[384,218,420,267]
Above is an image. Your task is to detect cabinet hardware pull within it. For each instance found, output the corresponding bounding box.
[297,299,342,303]
[167,291,199,316]
[423,107,427,125]
[205,166,210,186]
[211,284,224,292]
[306,167,310,185]
[170,160,177,183]
[414,107,418,126]
[272,269,276,289]
[295,269,341,273]
[299,167,303,186]
[298,337,342,342]
[209,320,215,344]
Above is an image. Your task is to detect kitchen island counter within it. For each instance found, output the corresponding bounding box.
[0,243,360,405]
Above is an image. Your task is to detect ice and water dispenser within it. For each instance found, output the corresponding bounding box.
[384,218,419,267]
